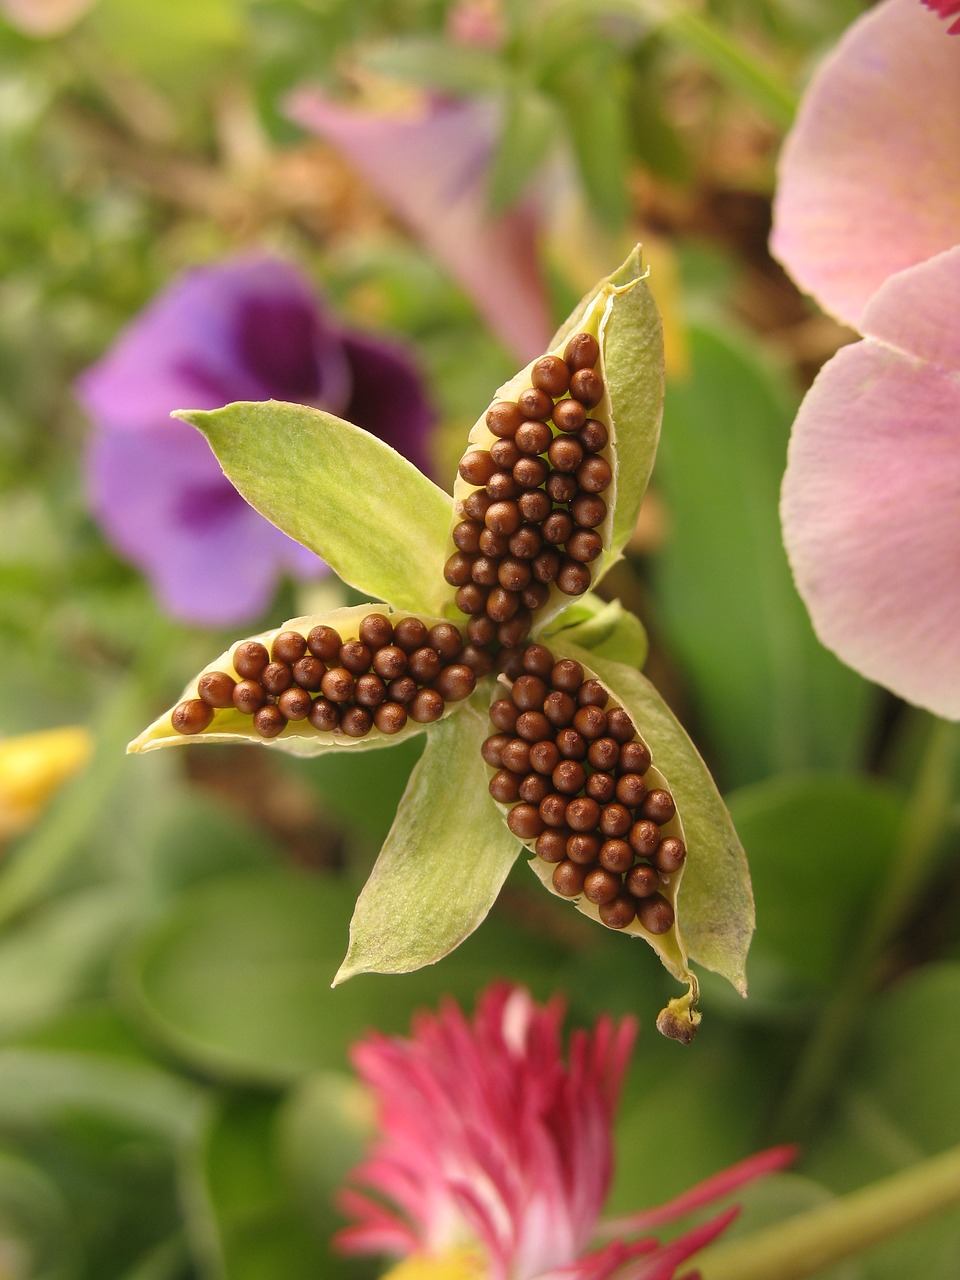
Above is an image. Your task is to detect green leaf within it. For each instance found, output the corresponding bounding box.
[554,641,753,996]
[487,87,560,212]
[336,699,517,980]
[360,36,505,95]
[177,402,453,618]
[546,595,649,668]
[553,49,631,229]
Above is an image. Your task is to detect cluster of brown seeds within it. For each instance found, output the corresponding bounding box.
[170,615,478,741]
[483,643,684,933]
[445,331,613,652]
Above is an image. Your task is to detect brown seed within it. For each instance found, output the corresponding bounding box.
[479,529,510,558]
[566,529,603,563]
[518,490,552,523]
[500,738,532,774]
[553,860,587,897]
[254,705,286,738]
[261,662,293,695]
[486,400,524,438]
[637,893,675,934]
[410,689,445,723]
[515,711,552,743]
[599,838,634,874]
[512,674,548,710]
[496,611,531,652]
[434,664,476,702]
[198,671,236,708]
[463,490,492,521]
[626,863,660,899]
[566,796,601,832]
[232,680,266,715]
[508,803,545,840]
[629,819,661,857]
[429,623,463,660]
[643,789,677,825]
[499,647,525,680]
[539,793,569,827]
[339,640,373,675]
[551,659,584,693]
[573,705,607,739]
[486,471,521,502]
[517,386,553,420]
[306,626,342,662]
[321,667,355,702]
[359,613,394,650]
[374,702,407,734]
[293,656,326,691]
[542,511,574,545]
[272,631,307,664]
[489,698,519,732]
[490,438,521,468]
[599,803,632,838]
[585,772,616,803]
[513,456,549,489]
[309,698,340,731]
[172,699,214,735]
[529,739,561,775]
[455,584,488,616]
[578,418,608,453]
[481,733,510,767]
[615,773,647,807]
[508,525,543,559]
[567,832,602,865]
[532,549,562,583]
[531,354,570,397]
[459,449,497,485]
[519,772,551,804]
[555,728,587,761]
[233,640,270,679]
[606,708,637,745]
[552,398,586,433]
[620,740,653,773]
[373,645,408,680]
[654,837,687,874]
[408,647,442,683]
[576,456,613,494]
[564,332,600,371]
[341,707,373,738]
[599,894,637,930]
[355,673,387,707]
[453,520,483,553]
[556,560,592,596]
[587,737,620,770]
[484,501,522,537]
[570,494,607,528]
[489,770,521,803]
[577,679,607,707]
[519,644,551,677]
[546,472,579,502]
[467,614,497,646]
[521,583,550,611]
[569,367,604,408]
[387,676,419,705]
[498,558,532,592]
[486,587,520,623]
[583,868,622,905]
[552,760,586,794]
[514,421,552,457]
[547,436,584,473]
[535,829,568,863]
[278,686,312,721]
[394,617,429,653]
[543,690,576,727]
[444,551,474,586]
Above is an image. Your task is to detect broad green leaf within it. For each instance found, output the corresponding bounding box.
[554,641,753,996]
[0,1152,77,1280]
[336,699,517,980]
[178,401,453,617]
[128,605,472,758]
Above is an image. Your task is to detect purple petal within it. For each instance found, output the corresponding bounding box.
[770,0,960,327]
[781,247,960,717]
[285,92,553,361]
[341,329,435,478]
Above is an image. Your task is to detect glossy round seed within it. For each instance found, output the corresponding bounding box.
[654,837,687,874]
[499,645,526,680]
[484,501,522,536]
[278,686,312,720]
[486,400,524,437]
[521,583,550,611]
[498,558,532,592]
[308,698,340,731]
[490,698,519,731]
[547,436,584,473]
[486,587,520,623]
[453,520,483,553]
[535,829,568,863]
[355,673,387,707]
[410,689,445,723]
[500,739,532,773]
[489,770,521,803]
[532,550,562,583]
[577,456,613,493]
[541,512,574,545]
[577,679,607,707]
[306,626,342,662]
[460,645,495,677]
[516,386,552,420]
[569,367,604,407]
[599,803,632,838]
[643,789,677,825]
[620,740,653,773]
[490,438,521,468]
[272,631,307,664]
[472,555,500,587]
[518,490,552,522]
[510,674,547,710]
[566,832,602,864]
[583,868,622,905]
[566,529,603,563]
[254,705,286,738]
[479,529,510,557]
[519,772,551,804]
[626,863,660,899]
[570,494,607,528]
[629,819,661,857]
[487,471,521,502]
[321,667,354,702]
[394,618,429,653]
[341,707,373,738]
[261,661,293,695]
[507,803,545,840]
[566,796,601,832]
[587,737,620,770]
[429,623,463,660]
[408,647,441,682]
[515,711,552,743]
[543,690,576,727]
[339,641,373,675]
[578,418,608,452]
[546,472,579,502]
[529,739,561,775]
[455,584,488,615]
[434,664,476,702]
[233,641,270,679]
[509,525,543,559]
[599,894,637,930]
[467,614,497,646]
[514,421,552,456]
[556,560,592,596]
[387,676,419,705]
[359,613,394,650]
[531,354,570,397]
[606,708,637,744]
[293,656,326,691]
[373,645,408,680]
[553,860,586,897]
[513,456,549,489]
[232,680,266,715]
[616,773,648,807]
[444,552,474,586]
[172,699,213,734]
[481,733,510,767]
[463,490,492,521]
[573,705,607,739]
[565,332,600,370]
[374,702,407,734]
[459,449,497,485]
[554,729,586,761]
[599,838,634,874]
[552,398,586,433]
[585,772,616,803]
[539,794,569,827]
[637,893,675,934]
[552,760,586,794]
[198,671,236,708]
[551,659,584,693]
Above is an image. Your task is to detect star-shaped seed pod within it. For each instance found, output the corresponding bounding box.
[129,249,754,1040]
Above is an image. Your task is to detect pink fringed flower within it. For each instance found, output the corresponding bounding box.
[338,984,793,1280]
[771,0,960,718]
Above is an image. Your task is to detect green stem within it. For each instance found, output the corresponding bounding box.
[697,1142,960,1280]
[777,716,960,1137]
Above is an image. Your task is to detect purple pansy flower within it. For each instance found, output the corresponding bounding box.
[78,256,435,628]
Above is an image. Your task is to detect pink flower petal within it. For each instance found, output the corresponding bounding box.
[770,0,960,327]
[781,247,960,718]
[285,92,552,361]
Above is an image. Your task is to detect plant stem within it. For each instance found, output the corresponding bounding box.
[776,716,960,1137]
[697,1141,960,1280]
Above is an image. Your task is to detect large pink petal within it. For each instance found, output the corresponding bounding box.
[770,0,960,327]
[285,92,552,362]
[781,247,960,718]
